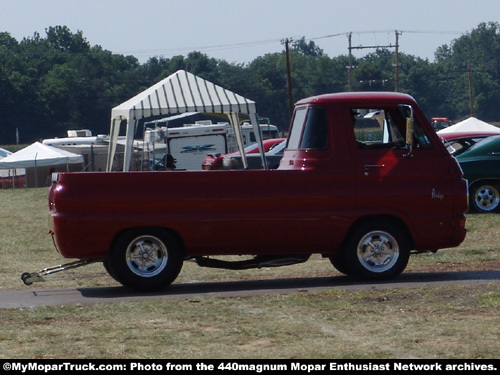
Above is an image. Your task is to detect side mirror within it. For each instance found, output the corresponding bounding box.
[403,105,414,153]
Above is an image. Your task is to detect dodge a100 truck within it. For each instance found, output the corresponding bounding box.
[40,92,467,291]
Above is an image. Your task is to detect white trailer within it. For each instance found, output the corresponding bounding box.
[143,121,280,171]
[144,124,231,171]
[166,125,230,170]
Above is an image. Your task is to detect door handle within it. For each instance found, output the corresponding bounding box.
[364,164,385,176]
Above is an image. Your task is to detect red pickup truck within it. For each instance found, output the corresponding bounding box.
[44,92,467,291]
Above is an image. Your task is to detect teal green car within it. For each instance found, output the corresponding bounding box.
[456,135,500,213]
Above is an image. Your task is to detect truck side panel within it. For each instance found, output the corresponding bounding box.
[49,169,359,259]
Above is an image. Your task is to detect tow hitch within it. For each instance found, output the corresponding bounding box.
[21,259,103,286]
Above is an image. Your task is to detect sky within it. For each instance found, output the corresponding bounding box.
[1,0,499,64]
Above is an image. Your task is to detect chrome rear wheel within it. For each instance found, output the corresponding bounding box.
[126,235,169,278]
[107,229,183,291]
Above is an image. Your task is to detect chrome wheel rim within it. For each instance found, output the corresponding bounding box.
[125,235,168,278]
[474,185,500,212]
[357,231,399,273]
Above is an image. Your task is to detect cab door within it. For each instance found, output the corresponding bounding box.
[351,105,455,244]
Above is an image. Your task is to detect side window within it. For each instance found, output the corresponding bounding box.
[352,108,404,149]
[287,106,329,151]
[300,107,329,150]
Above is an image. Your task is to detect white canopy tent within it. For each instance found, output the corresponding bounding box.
[0,142,84,187]
[0,147,23,182]
[0,142,83,169]
[107,69,266,171]
[437,117,500,134]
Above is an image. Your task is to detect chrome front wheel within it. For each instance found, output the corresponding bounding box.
[344,221,410,280]
[356,231,400,274]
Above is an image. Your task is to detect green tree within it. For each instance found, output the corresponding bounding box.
[292,37,324,57]
[435,22,500,121]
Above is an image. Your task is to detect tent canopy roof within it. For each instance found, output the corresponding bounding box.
[111,69,256,122]
[0,147,12,158]
[437,117,500,134]
[0,142,83,169]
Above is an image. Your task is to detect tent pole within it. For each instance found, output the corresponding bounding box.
[123,115,136,172]
[34,153,38,188]
[250,112,268,170]
[106,116,122,172]
[229,113,247,169]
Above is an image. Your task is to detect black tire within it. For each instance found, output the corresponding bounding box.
[329,249,353,275]
[343,220,410,280]
[470,182,500,213]
[106,229,183,291]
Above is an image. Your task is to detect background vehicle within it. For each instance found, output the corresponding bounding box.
[439,131,500,156]
[222,139,286,169]
[455,135,500,213]
[431,117,452,131]
[202,138,285,170]
[143,123,280,171]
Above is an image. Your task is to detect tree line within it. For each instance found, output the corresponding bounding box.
[1,23,499,145]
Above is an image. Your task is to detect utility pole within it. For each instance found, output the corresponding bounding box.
[467,64,474,117]
[347,33,354,91]
[394,30,401,92]
[347,31,400,91]
[282,38,294,119]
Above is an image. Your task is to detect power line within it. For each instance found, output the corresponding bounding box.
[110,30,464,59]
[116,38,286,58]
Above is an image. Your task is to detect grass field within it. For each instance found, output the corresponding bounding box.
[0,188,499,359]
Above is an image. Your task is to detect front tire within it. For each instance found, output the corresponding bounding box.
[344,221,410,280]
[106,229,183,291]
[329,249,353,275]
[470,183,500,213]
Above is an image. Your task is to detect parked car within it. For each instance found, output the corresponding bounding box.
[455,135,500,213]
[439,131,500,156]
[431,117,453,131]
[223,139,287,169]
[202,138,285,170]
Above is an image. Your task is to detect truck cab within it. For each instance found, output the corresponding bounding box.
[280,92,467,252]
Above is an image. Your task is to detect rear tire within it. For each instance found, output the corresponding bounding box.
[344,221,410,280]
[106,229,183,291]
